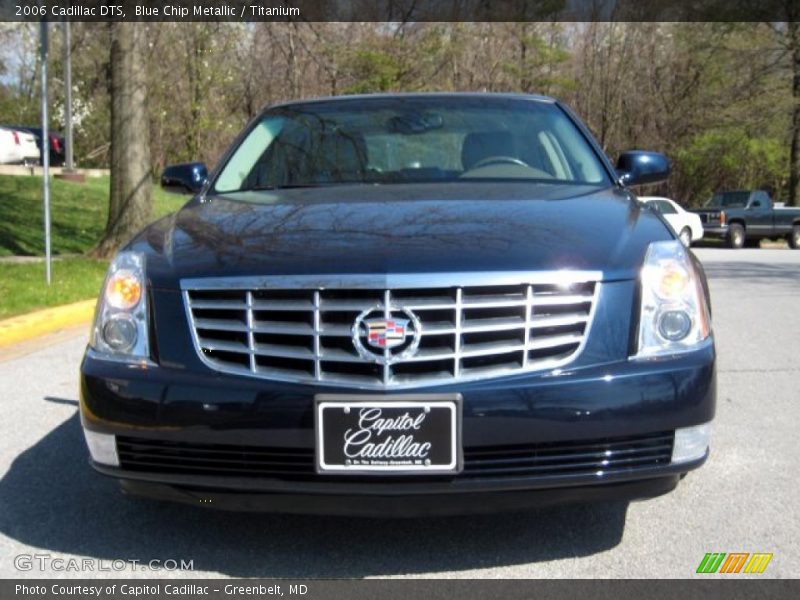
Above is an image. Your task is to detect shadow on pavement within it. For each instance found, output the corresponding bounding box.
[701,260,800,284]
[0,403,628,577]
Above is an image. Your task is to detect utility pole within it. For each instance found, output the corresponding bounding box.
[63,21,74,172]
[40,21,51,285]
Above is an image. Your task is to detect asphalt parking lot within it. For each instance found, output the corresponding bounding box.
[0,247,797,579]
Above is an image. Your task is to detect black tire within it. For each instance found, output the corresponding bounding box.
[789,225,800,249]
[678,227,692,247]
[726,223,745,249]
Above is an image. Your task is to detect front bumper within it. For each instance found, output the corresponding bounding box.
[80,337,715,515]
[701,225,728,239]
[113,472,691,516]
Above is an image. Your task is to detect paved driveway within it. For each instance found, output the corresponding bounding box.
[0,248,797,578]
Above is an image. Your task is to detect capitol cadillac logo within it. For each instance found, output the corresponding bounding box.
[352,306,422,364]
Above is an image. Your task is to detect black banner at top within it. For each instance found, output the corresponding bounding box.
[0,0,797,22]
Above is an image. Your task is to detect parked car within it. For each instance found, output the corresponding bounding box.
[0,127,40,166]
[640,196,704,246]
[692,190,800,249]
[3,125,65,166]
[80,93,715,516]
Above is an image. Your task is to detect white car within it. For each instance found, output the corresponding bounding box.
[640,196,704,246]
[0,127,40,166]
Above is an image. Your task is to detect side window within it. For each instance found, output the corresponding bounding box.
[751,191,770,208]
[652,200,677,214]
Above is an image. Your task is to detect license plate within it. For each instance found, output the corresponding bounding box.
[315,394,462,474]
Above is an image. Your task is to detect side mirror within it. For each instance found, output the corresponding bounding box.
[160,162,208,195]
[616,151,670,187]
[750,200,761,208]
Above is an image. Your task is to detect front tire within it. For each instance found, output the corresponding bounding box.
[678,227,692,247]
[726,223,745,249]
[789,225,800,249]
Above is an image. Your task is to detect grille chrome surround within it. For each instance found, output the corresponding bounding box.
[182,272,601,389]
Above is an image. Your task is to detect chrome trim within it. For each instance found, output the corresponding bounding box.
[182,271,602,390]
[629,335,714,362]
[84,347,157,368]
[180,271,603,291]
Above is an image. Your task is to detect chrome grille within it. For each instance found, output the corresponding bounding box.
[182,273,600,389]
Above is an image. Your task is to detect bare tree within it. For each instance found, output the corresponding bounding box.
[92,22,152,258]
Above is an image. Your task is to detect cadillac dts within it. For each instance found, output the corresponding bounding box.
[80,94,715,515]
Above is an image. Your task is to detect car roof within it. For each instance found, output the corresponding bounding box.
[639,196,675,203]
[268,91,557,111]
[2,125,64,136]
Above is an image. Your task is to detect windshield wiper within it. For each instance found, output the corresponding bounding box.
[234,181,378,192]
[235,183,326,192]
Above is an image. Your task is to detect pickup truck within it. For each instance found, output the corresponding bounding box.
[692,190,800,249]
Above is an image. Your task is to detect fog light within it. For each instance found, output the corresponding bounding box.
[102,315,137,351]
[83,429,119,466]
[672,423,710,464]
[658,309,692,341]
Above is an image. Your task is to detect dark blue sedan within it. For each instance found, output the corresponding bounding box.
[80,93,715,515]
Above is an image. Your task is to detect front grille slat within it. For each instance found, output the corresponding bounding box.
[184,274,599,389]
[194,318,249,332]
[462,455,667,476]
[530,294,594,306]
[252,320,314,335]
[197,338,249,354]
[318,323,353,336]
[116,432,674,480]
[189,299,248,310]
[251,299,314,311]
[526,333,583,350]
[253,343,316,360]
[530,314,589,328]
[466,435,675,457]
[466,444,674,467]
[461,316,526,333]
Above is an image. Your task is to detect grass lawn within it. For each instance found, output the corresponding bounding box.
[0,173,187,319]
[0,174,186,257]
[0,258,109,319]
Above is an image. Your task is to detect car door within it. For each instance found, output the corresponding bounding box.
[746,191,773,235]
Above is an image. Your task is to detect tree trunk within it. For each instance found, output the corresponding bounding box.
[92,22,152,258]
[789,20,800,207]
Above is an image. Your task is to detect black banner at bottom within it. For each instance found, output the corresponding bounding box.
[3,580,798,600]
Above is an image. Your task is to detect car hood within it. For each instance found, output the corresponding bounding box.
[131,183,671,289]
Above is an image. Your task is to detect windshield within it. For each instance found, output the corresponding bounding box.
[212,96,610,194]
[705,191,749,208]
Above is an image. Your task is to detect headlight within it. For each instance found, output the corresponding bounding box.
[634,240,711,358]
[90,252,150,361]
